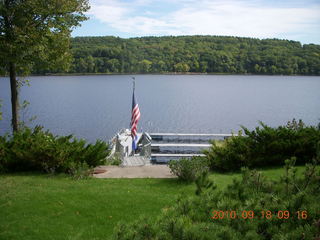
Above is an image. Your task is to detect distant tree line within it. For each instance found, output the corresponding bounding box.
[31,35,320,75]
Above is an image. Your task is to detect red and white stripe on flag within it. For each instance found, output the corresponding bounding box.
[131,103,140,138]
[131,89,140,150]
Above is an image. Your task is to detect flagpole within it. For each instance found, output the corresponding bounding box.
[130,76,140,155]
[130,77,135,129]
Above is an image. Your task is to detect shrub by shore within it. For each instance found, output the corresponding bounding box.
[0,126,109,177]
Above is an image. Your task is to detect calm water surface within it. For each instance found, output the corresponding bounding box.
[0,75,319,142]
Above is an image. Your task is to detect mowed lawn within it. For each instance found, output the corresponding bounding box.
[0,166,307,240]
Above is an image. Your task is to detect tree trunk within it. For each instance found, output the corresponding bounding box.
[9,62,19,132]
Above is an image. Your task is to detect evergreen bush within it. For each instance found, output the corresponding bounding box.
[0,126,109,174]
[205,120,320,172]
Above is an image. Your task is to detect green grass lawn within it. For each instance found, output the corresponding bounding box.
[0,166,307,240]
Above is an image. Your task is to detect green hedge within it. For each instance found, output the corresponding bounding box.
[204,120,320,172]
[0,126,109,174]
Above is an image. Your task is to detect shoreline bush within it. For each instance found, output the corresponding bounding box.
[204,120,320,172]
[0,126,109,175]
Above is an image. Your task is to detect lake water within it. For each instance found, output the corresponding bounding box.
[0,75,319,142]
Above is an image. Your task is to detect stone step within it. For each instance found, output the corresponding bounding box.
[122,156,151,166]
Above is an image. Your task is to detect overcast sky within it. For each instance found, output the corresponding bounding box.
[71,0,320,44]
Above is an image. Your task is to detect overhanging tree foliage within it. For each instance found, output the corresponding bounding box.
[0,0,89,132]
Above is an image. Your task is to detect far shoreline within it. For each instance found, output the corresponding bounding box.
[1,72,319,77]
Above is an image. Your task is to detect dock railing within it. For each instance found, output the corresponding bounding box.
[146,132,237,163]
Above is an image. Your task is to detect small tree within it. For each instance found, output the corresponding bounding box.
[0,0,89,132]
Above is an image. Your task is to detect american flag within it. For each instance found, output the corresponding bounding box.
[130,82,141,151]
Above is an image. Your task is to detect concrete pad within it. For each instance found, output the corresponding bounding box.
[93,165,176,178]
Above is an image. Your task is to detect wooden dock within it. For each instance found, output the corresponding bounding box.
[151,153,206,157]
[148,132,234,163]
[151,143,211,147]
[149,133,235,137]
[111,130,236,165]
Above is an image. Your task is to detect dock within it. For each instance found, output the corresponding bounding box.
[151,153,206,157]
[151,143,211,147]
[149,133,234,137]
[110,130,236,166]
[149,132,235,163]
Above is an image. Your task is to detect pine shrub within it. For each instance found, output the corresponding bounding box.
[0,126,109,174]
[204,120,320,172]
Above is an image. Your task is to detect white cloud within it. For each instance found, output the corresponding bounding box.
[89,0,129,23]
[88,0,320,42]
[168,1,320,38]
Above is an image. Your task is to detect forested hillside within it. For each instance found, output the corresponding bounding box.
[33,35,320,75]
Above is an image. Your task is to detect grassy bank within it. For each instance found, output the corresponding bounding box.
[0,166,308,240]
